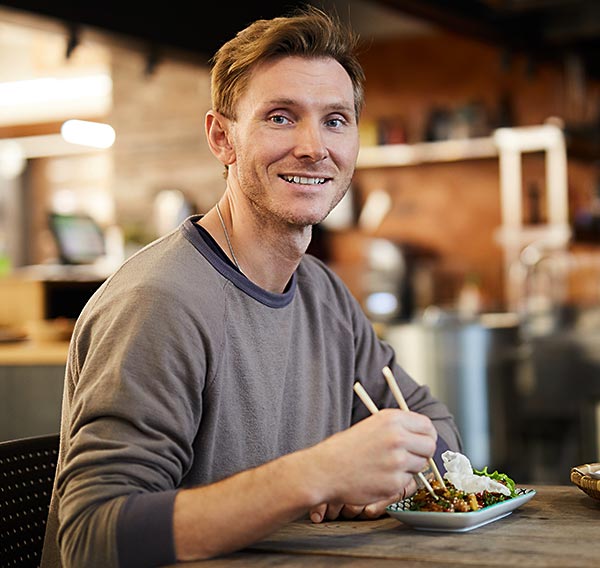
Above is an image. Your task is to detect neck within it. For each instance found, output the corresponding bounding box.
[216,202,244,275]
[199,198,311,293]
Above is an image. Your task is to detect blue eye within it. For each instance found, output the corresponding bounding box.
[326,118,344,128]
[270,115,290,125]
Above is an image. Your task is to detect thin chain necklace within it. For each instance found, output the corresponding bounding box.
[215,202,244,275]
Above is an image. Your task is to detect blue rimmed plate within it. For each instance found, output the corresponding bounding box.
[386,488,536,532]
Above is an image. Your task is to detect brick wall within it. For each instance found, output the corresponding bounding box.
[329,31,600,311]
[108,46,222,243]
[105,32,600,310]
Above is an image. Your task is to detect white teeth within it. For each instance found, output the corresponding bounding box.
[283,175,326,185]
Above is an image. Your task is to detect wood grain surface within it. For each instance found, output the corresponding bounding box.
[170,486,600,567]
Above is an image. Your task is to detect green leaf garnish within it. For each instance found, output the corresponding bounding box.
[473,465,517,497]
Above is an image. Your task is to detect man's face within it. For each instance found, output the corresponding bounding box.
[227,56,360,228]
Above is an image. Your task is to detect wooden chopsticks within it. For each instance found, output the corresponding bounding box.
[353,366,446,501]
[381,366,447,491]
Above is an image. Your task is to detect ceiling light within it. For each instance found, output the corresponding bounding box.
[61,120,116,149]
[0,74,111,106]
[0,74,112,126]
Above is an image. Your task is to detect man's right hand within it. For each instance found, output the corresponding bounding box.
[306,408,437,513]
[173,408,437,561]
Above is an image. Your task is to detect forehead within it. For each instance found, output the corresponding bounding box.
[239,56,355,112]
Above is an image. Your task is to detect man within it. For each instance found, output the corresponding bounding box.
[41,6,461,567]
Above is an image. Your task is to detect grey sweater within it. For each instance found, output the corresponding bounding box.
[41,215,461,567]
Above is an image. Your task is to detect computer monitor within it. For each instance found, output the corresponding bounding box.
[48,212,106,265]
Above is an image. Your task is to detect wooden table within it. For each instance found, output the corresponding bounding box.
[172,485,599,567]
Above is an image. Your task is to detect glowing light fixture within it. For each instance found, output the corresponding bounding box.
[365,292,398,317]
[0,74,112,126]
[0,74,112,106]
[61,119,116,149]
[0,140,26,179]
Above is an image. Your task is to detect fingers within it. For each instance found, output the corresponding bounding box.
[308,408,438,508]
[376,409,437,461]
[391,409,437,443]
[310,503,371,522]
[310,490,410,523]
[356,410,436,479]
[310,476,419,523]
[401,475,419,498]
[309,503,346,522]
[362,497,394,519]
[309,503,327,523]
[340,504,366,519]
[324,503,344,521]
[361,478,416,519]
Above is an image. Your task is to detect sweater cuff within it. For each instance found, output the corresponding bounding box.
[117,489,178,568]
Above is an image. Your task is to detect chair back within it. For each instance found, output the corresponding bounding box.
[0,434,60,568]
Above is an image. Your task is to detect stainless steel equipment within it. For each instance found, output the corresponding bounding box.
[385,311,521,471]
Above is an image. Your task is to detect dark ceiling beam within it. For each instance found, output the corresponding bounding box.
[374,0,541,47]
[2,0,600,82]
[542,2,600,44]
[0,0,308,64]
[374,0,600,82]
[374,0,511,39]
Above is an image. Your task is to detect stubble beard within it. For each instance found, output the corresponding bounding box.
[239,175,350,229]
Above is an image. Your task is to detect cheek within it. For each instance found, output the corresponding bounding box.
[237,132,290,169]
[329,135,360,167]
[347,138,361,164]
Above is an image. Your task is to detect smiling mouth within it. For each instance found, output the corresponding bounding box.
[280,175,328,185]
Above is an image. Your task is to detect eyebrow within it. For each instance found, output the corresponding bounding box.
[263,98,355,115]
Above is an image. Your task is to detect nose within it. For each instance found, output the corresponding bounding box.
[293,120,328,162]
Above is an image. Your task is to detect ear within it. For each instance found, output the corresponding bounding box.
[205,110,236,166]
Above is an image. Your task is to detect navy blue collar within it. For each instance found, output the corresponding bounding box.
[181,215,296,309]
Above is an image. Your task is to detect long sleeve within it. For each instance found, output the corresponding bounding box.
[42,218,463,568]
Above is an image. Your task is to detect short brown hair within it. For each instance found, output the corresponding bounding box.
[210,5,365,121]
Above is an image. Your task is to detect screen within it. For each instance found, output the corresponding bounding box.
[49,213,106,265]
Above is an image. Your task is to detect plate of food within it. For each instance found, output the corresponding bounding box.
[386,451,536,533]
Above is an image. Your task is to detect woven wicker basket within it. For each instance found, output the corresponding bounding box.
[570,464,600,502]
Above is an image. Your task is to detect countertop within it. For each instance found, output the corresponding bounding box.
[0,339,69,366]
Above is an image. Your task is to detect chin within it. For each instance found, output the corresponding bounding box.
[285,199,341,227]
[285,209,330,227]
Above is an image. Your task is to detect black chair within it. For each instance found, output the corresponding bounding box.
[0,433,60,568]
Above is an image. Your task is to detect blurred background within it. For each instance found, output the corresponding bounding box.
[1,0,600,484]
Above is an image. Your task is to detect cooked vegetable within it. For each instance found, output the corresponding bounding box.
[409,479,512,513]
